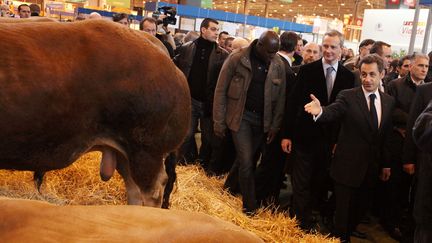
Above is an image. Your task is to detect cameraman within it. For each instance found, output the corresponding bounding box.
[140,17,175,58]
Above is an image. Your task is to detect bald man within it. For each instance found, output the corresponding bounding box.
[231,37,249,51]
[302,42,321,65]
[213,31,286,215]
[88,12,102,19]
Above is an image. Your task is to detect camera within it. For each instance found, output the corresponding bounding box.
[152,6,177,26]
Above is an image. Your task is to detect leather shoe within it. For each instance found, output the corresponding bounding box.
[388,227,402,241]
[351,230,367,239]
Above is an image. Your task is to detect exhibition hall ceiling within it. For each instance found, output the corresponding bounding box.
[211,0,386,23]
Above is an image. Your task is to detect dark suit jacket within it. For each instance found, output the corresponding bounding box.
[403,83,432,165]
[283,59,355,146]
[413,100,432,152]
[318,87,395,187]
[386,75,418,129]
[278,53,297,97]
[411,98,432,225]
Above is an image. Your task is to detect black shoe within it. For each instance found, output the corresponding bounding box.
[388,227,402,241]
[351,230,367,239]
[322,215,335,232]
[243,208,258,217]
[360,216,371,224]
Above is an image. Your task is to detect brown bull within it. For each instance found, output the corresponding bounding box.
[0,198,263,242]
[0,20,190,207]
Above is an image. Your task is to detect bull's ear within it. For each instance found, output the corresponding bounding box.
[100,147,117,181]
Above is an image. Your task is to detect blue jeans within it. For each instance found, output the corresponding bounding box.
[225,110,265,212]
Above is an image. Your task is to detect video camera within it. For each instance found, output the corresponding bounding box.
[152,6,177,26]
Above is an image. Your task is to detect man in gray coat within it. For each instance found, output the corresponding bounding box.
[213,31,286,214]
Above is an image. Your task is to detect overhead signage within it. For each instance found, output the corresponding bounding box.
[201,0,212,9]
[106,0,130,9]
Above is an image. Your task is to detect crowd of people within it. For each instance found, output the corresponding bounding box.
[167,18,432,243]
[2,9,432,243]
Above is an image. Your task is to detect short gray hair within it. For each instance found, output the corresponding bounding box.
[410,52,430,62]
[323,30,344,48]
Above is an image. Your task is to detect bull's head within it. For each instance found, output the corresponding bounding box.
[98,143,168,207]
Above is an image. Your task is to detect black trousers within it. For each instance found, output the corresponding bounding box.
[291,142,332,229]
[206,130,236,176]
[255,132,286,205]
[415,224,432,243]
[334,181,370,242]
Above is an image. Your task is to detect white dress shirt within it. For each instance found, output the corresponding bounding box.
[278,51,293,66]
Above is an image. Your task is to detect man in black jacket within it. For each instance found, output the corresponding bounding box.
[412,100,432,243]
[281,30,354,230]
[305,54,395,242]
[174,18,228,166]
[404,83,432,243]
[385,53,429,238]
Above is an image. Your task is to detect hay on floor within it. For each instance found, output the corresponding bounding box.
[0,152,337,243]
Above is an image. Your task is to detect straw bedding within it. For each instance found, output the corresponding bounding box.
[0,152,337,243]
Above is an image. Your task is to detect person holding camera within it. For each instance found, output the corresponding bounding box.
[174,18,228,168]
[140,17,175,58]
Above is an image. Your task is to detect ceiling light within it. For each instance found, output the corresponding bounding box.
[273,9,277,12]
[318,4,322,6]
[223,1,227,3]
[289,9,292,12]
[269,13,272,16]
[341,3,345,6]
[330,13,334,16]
[260,9,264,12]
[225,6,228,8]
[280,4,283,7]
[298,4,302,6]
[282,13,286,16]
[237,0,240,2]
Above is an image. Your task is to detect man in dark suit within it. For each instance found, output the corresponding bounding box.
[384,53,429,239]
[404,83,432,243]
[281,30,354,230]
[412,100,432,243]
[305,54,395,242]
